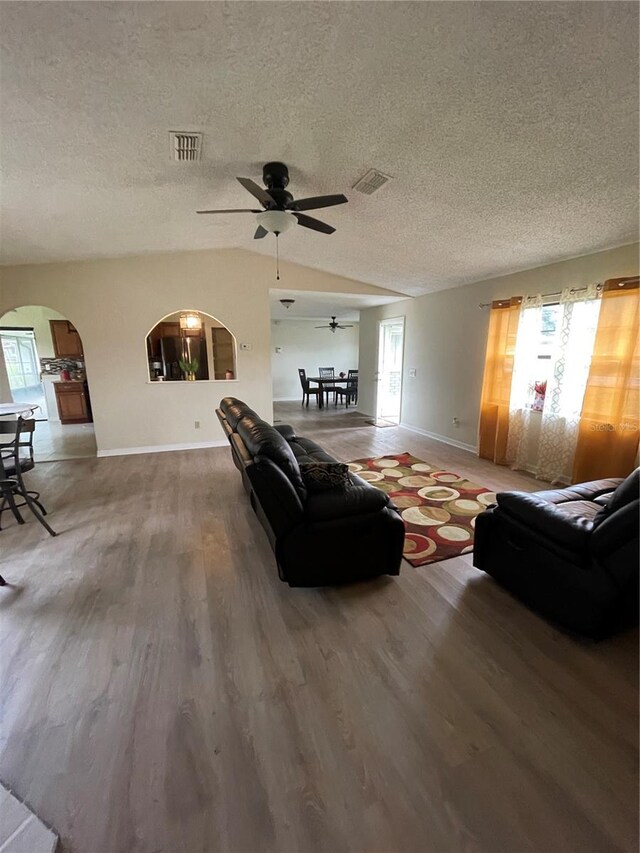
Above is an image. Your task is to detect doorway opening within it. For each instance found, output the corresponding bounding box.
[375,317,405,425]
[0,305,96,460]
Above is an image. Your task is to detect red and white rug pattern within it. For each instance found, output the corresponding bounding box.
[348,451,496,567]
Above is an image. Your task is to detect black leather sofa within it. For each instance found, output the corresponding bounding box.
[216,397,405,587]
[473,469,639,638]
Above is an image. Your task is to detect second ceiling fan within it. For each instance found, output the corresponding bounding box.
[197,162,347,238]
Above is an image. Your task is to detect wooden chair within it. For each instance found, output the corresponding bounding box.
[298,369,322,408]
[0,417,56,538]
[335,376,358,408]
[348,370,358,403]
[318,367,338,406]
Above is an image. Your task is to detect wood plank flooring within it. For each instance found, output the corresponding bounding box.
[0,401,637,853]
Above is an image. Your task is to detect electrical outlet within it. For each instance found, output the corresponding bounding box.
[452,417,459,427]
[409,368,417,378]
[194,420,200,429]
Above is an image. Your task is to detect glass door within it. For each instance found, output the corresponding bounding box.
[375,317,405,424]
[0,330,48,417]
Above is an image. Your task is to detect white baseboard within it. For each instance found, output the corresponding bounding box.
[273,397,302,402]
[399,422,477,454]
[97,439,228,458]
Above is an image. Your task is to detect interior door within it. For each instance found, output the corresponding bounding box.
[375,317,405,424]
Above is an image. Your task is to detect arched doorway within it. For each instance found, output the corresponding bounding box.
[0,305,97,460]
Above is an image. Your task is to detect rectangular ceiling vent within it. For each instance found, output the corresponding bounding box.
[169,131,203,162]
[352,168,393,195]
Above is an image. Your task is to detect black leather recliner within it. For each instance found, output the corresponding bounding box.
[473,469,639,638]
[216,397,405,587]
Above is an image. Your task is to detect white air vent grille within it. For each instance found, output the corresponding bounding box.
[169,131,203,162]
[352,168,392,195]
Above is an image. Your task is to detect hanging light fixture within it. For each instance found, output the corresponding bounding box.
[255,210,297,235]
[179,312,202,331]
[279,299,295,310]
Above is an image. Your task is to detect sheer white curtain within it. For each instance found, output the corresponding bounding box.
[506,295,543,472]
[507,286,600,483]
[536,285,600,482]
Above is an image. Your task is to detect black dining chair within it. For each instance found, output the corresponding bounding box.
[335,376,358,408]
[348,370,359,404]
[298,369,322,408]
[0,417,56,537]
[318,367,339,406]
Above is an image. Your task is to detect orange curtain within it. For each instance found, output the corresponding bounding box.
[478,297,522,464]
[572,277,639,482]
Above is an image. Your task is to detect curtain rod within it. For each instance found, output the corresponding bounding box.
[478,283,603,309]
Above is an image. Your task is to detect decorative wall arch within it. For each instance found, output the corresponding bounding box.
[145,309,238,382]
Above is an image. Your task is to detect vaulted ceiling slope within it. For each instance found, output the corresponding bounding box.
[1,2,638,295]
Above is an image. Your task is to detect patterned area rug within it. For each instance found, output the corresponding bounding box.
[348,451,496,567]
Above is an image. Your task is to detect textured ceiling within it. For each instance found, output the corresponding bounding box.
[1,2,638,295]
[269,288,404,321]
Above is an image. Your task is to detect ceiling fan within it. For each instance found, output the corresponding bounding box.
[315,316,354,333]
[197,162,347,238]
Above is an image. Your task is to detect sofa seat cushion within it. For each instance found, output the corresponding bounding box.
[496,491,601,554]
[237,416,306,497]
[288,437,340,467]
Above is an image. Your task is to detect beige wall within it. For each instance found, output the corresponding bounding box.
[358,242,640,450]
[0,248,397,455]
[0,304,67,359]
[271,320,359,400]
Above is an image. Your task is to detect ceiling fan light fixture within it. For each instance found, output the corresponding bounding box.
[256,210,297,235]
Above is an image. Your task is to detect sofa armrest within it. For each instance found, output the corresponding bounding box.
[306,484,389,522]
[496,491,595,553]
[591,501,639,558]
[274,423,297,441]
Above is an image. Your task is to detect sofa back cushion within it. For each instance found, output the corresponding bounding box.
[237,415,306,498]
[220,397,260,430]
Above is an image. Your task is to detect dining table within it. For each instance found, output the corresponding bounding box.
[0,402,41,417]
[306,377,356,409]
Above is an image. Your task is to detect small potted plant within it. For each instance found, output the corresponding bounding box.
[179,357,199,381]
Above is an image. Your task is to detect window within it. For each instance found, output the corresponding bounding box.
[511,298,600,415]
[146,311,237,382]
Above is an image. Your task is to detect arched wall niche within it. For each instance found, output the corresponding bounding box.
[145,309,238,382]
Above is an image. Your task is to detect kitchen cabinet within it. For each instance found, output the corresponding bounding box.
[50,320,83,358]
[54,381,92,424]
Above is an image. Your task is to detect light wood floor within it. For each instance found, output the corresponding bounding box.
[1,402,637,853]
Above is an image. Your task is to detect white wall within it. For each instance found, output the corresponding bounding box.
[0,248,397,455]
[271,320,359,400]
[358,242,639,450]
[0,305,67,358]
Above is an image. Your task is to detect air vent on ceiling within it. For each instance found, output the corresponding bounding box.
[169,131,203,162]
[352,168,392,195]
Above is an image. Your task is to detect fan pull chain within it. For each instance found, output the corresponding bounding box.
[275,232,280,281]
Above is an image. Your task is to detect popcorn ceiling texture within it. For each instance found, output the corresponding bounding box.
[1,2,637,295]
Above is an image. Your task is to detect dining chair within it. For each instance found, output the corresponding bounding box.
[298,369,322,408]
[335,376,358,408]
[0,417,56,536]
[348,370,359,403]
[318,367,339,406]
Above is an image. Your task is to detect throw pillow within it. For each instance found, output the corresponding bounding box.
[299,462,350,492]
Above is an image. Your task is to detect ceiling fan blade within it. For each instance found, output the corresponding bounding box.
[314,325,330,329]
[293,213,336,234]
[236,177,274,207]
[291,194,348,212]
[336,325,354,329]
[197,208,262,214]
[254,225,268,239]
